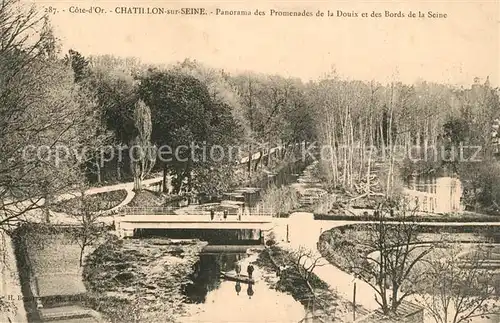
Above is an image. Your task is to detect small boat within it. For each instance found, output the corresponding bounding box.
[220,271,255,284]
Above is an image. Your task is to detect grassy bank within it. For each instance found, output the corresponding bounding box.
[82,237,206,322]
[12,224,104,322]
[51,189,128,215]
[318,224,500,278]
[320,223,499,243]
[254,246,349,320]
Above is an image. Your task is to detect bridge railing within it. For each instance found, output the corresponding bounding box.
[117,206,179,215]
[116,206,278,217]
[246,211,277,217]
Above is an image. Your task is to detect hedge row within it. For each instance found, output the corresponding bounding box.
[325,223,499,240]
[314,213,500,223]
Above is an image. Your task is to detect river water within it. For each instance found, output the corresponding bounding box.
[177,160,309,322]
[180,251,306,323]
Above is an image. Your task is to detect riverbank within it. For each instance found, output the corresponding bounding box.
[82,237,207,322]
[254,245,350,321]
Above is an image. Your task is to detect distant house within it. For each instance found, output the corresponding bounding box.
[403,174,463,214]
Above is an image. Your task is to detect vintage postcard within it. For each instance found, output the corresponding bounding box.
[0,0,499,322]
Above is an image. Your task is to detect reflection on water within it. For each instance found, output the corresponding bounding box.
[235,281,241,295]
[181,252,305,323]
[246,282,254,298]
[184,253,244,303]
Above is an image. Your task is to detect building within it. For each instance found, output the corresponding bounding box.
[403,174,463,214]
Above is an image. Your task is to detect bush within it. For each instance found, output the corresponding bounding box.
[82,237,204,322]
[260,185,300,215]
[265,231,277,246]
[128,190,165,207]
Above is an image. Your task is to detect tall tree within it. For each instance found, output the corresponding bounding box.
[84,57,139,181]
[65,49,90,83]
[130,99,156,191]
[138,70,213,194]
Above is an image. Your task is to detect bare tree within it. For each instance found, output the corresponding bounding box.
[286,246,342,323]
[290,246,327,294]
[324,200,431,315]
[417,242,499,323]
[0,1,99,230]
[73,190,106,266]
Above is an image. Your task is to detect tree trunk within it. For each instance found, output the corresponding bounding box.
[116,161,122,181]
[162,165,168,193]
[342,107,348,186]
[187,169,192,194]
[79,244,85,267]
[133,162,141,191]
[367,114,374,196]
[134,177,140,191]
[358,119,365,182]
[254,150,263,172]
[391,283,399,312]
[95,161,102,184]
[386,83,395,198]
[247,144,252,177]
[44,202,50,223]
[43,187,52,223]
[348,111,355,188]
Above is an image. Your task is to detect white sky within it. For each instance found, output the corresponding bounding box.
[32,0,499,86]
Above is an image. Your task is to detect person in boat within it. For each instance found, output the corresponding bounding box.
[247,282,254,299]
[235,281,241,295]
[210,209,215,221]
[235,262,241,277]
[223,209,228,220]
[247,264,254,279]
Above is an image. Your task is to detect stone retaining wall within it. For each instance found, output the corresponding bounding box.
[0,232,27,323]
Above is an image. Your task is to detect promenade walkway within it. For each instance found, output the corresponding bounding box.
[272,212,500,320]
[273,213,381,313]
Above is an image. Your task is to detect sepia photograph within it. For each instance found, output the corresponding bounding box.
[0,0,499,322]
